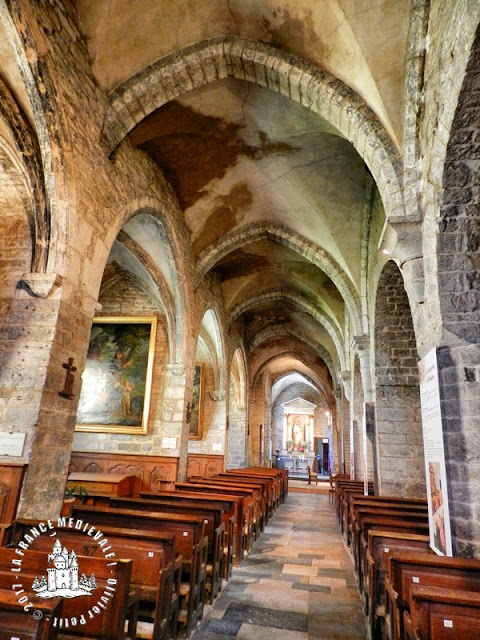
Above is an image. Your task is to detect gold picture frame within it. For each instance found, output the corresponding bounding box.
[75,316,157,434]
[189,363,205,440]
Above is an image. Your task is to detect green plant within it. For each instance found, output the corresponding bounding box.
[65,484,89,504]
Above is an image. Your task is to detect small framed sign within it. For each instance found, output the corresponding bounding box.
[0,433,26,457]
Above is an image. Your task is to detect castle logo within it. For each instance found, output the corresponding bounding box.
[11,517,117,629]
[32,538,96,599]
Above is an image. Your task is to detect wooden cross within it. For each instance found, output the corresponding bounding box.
[59,357,77,399]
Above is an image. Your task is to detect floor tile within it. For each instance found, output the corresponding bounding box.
[191,487,366,639]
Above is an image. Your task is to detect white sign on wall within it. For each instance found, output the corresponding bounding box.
[0,432,26,457]
[161,436,177,449]
[418,348,453,556]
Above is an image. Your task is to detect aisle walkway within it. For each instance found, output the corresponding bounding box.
[193,488,366,639]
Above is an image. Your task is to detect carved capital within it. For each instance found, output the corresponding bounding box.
[166,363,186,376]
[351,335,370,354]
[21,272,62,298]
[209,390,226,401]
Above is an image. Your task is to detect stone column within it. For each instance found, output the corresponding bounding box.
[9,292,92,519]
[163,364,189,481]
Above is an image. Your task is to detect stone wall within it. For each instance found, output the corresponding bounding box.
[374,261,425,497]
[72,274,170,455]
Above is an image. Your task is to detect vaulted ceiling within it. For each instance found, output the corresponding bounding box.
[74,0,412,403]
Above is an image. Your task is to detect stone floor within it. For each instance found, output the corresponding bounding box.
[191,486,367,639]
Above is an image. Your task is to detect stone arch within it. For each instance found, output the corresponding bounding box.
[197,221,362,336]
[101,36,404,222]
[374,261,425,498]
[230,289,346,372]
[227,347,248,469]
[105,197,189,365]
[196,307,226,394]
[104,229,176,362]
[433,22,480,556]
[0,1,69,281]
[189,307,227,452]
[418,9,480,355]
[249,324,337,384]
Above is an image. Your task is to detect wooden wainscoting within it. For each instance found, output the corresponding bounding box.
[69,452,179,494]
[186,453,225,478]
[0,463,27,524]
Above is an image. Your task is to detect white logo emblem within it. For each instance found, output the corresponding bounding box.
[32,538,96,599]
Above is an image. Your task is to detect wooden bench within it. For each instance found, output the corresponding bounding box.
[363,530,431,640]
[352,507,429,581]
[140,490,236,579]
[225,468,288,505]
[72,504,207,636]
[109,496,225,603]
[403,584,480,640]
[0,587,63,640]
[7,518,179,640]
[188,477,264,543]
[348,496,428,547]
[187,477,264,542]
[385,552,480,640]
[336,481,374,534]
[0,547,133,640]
[174,482,252,557]
[354,514,429,600]
[217,472,275,521]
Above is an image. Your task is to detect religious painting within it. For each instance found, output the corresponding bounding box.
[188,363,204,440]
[75,316,157,434]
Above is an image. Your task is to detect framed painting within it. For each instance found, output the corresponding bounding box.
[75,316,157,434]
[189,363,204,440]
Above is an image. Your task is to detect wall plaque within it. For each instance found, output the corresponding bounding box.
[0,433,26,457]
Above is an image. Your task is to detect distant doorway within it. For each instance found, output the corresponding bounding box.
[314,437,329,474]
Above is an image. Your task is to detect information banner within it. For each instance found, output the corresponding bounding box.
[418,349,453,556]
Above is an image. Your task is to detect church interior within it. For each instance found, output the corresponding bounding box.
[1,0,480,638]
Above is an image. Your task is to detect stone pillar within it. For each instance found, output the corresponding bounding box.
[163,364,189,481]
[10,294,92,519]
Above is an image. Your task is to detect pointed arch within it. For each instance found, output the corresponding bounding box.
[197,221,362,336]
[230,288,346,372]
[101,36,404,222]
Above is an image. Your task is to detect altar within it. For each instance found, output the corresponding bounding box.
[277,451,316,478]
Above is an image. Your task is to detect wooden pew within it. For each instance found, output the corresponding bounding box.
[186,478,262,545]
[363,530,431,640]
[109,496,225,603]
[355,514,429,607]
[72,504,208,636]
[385,552,480,640]
[0,588,63,640]
[0,547,133,640]
[140,489,236,579]
[174,482,252,558]
[7,518,179,640]
[220,472,276,519]
[328,472,350,504]
[403,584,480,640]
[352,507,429,582]
[226,467,288,504]
[336,481,374,535]
[348,496,428,547]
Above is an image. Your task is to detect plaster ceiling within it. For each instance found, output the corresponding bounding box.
[80,0,404,397]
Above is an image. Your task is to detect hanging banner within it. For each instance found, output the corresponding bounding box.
[362,404,368,495]
[418,348,453,556]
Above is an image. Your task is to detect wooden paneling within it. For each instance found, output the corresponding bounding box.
[0,463,27,524]
[187,454,224,478]
[69,452,179,494]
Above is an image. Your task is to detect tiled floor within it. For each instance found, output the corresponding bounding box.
[192,486,366,639]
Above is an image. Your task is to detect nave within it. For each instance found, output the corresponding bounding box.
[191,487,365,640]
